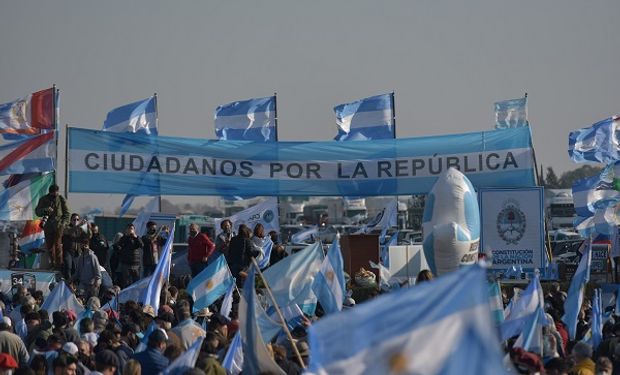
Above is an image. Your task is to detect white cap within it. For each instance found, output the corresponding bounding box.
[1,317,11,327]
[62,342,79,356]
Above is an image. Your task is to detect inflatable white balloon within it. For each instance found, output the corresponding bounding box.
[422,168,480,276]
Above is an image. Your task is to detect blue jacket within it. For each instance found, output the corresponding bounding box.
[131,347,169,375]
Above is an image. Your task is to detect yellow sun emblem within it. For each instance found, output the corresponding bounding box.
[325,271,335,283]
[388,352,408,374]
[206,280,214,290]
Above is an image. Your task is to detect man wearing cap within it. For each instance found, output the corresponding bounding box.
[131,328,169,374]
[91,349,119,375]
[0,353,18,375]
[169,300,205,350]
[0,318,29,365]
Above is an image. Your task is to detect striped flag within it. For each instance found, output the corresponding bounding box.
[488,281,505,325]
[140,224,174,313]
[0,88,55,135]
[162,336,204,375]
[0,173,54,221]
[0,132,56,175]
[214,96,276,142]
[187,255,234,313]
[313,238,346,314]
[569,116,620,164]
[18,220,46,254]
[563,239,592,340]
[334,93,394,141]
[40,281,85,315]
[222,331,243,375]
[103,96,157,135]
[494,97,528,129]
[513,305,545,355]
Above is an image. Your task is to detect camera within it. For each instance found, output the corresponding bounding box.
[39,215,49,229]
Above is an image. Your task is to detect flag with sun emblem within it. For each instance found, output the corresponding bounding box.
[313,237,346,314]
[187,254,234,313]
[307,264,509,375]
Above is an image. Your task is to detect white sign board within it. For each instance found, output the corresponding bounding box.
[479,187,545,272]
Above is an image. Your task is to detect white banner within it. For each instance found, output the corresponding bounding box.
[479,187,545,272]
[215,198,280,235]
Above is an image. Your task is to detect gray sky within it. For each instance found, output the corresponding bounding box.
[1,0,619,213]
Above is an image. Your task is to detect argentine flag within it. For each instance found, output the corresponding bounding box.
[40,281,85,315]
[187,254,234,313]
[102,96,158,135]
[307,264,509,375]
[500,274,547,340]
[313,238,346,314]
[494,97,528,129]
[569,116,620,164]
[222,331,244,375]
[162,336,204,375]
[563,239,592,340]
[140,224,174,313]
[334,93,394,141]
[214,96,276,142]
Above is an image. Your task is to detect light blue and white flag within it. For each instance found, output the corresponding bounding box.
[104,277,151,310]
[266,303,305,331]
[563,238,592,340]
[290,225,319,244]
[162,336,204,375]
[334,93,394,141]
[40,281,85,315]
[214,96,276,142]
[500,274,547,340]
[258,236,274,269]
[569,116,620,164]
[380,231,398,267]
[102,96,158,135]
[119,194,136,218]
[313,238,346,314]
[592,288,603,350]
[307,264,509,375]
[240,264,285,375]
[513,305,546,355]
[488,281,505,325]
[140,224,174,313]
[574,206,619,237]
[219,280,235,318]
[262,241,324,315]
[215,198,280,236]
[187,254,234,313]
[572,162,620,218]
[494,97,528,129]
[134,321,158,353]
[357,200,397,234]
[222,331,243,375]
[132,196,159,237]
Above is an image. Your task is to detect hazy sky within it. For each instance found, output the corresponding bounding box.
[1,1,619,212]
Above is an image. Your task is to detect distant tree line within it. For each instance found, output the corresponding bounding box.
[543,165,602,189]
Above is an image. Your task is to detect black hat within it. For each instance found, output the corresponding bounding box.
[155,312,175,324]
[148,328,168,346]
[95,349,119,368]
[210,313,230,327]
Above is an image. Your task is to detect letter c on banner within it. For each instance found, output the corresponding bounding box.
[85,153,99,170]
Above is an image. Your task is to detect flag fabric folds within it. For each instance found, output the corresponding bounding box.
[488,281,505,325]
[257,236,274,269]
[18,220,45,254]
[358,200,397,234]
[162,336,204,375]
[334,93,394,141]
[307,264,509,375]
[119,194,136,218]
[0,173,53,221]
[563,239,592,340]
[494,97,528,129]
[187,255,234,313]
[500,274,547,340]
[513,305,546,355]
[262,241,324,315]
[290,225,319,244]
[0,88,55,135]
[215,198,280,236]
[222,331,244,375]
[102,96,158,135]
[40,281,85,315]
[239,264,285,375]
[572,163,620,218]
[220,280,235,318]
[0,132,56,175]
[132,197,160,237]
[140,224,174,313]
[592,288,603,350]
[569,116,620,164]
[214,96,276,142]
[313,238,346,314]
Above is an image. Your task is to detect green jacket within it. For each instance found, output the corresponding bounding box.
[202,356,227,375]
[35,193,70,228]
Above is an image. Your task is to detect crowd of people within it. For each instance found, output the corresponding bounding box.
[0,184,610,375]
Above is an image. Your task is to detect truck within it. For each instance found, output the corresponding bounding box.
[545,189,576,230]
[342,198,367,224]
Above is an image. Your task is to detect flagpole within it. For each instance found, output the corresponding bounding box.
[154,93,162,212]
[391,92,400,230]
[64,124,69,199]
[273,92,283,224]
[250,258,306,369]
[52,84,58,186]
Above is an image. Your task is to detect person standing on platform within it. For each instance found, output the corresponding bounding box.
[72,239,102,300]
[117,224,143,288]
[214,219,233,259]
[89,224,110,271]
[187,223,215,277]
[35,184,70,270]
[141,221,165,277]
[61,214,90,281]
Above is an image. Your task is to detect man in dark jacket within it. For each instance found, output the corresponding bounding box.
[61,213,90,280]
[142,221,165,277]
[35,184,70,270]
[89,224,110,271]
[227,224,260,286]
[117,224,143,288]
[131,328,169,374]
